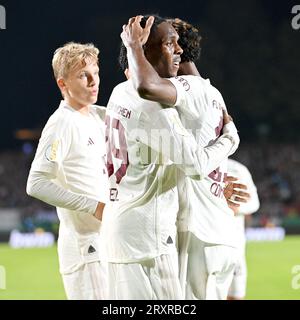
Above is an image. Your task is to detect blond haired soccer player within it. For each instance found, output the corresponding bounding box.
[26,42,108,300]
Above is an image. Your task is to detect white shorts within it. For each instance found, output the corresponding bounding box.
[227,248,247,299]
[178,231,237,300]
[107,253,182,300]
[62,261,108,300]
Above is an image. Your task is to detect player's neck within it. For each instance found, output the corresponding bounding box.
[178,62,200,77]
[65,98,90,116]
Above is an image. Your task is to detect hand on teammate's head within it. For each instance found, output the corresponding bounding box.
[121,15,154,48]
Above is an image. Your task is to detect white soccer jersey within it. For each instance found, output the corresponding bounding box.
[227,158,260,249]
[101,79,239,263]
[27,101,108,274]
[170,75,240,247]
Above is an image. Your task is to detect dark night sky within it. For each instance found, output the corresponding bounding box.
[0,0,299,150]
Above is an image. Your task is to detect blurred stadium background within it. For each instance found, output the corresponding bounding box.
[0,0,300,299]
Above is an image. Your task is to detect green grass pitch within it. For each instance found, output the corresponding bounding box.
[246,235,300,299]
[0,235,300,299]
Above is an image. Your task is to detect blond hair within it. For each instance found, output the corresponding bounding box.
[52,42,99,79]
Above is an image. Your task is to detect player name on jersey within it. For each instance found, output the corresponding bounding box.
[118,106,132,119]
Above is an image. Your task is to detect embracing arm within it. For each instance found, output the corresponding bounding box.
[144,108,240,178]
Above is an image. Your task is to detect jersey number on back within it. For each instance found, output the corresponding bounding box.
[208,116,227,198]
[105,115,129,184]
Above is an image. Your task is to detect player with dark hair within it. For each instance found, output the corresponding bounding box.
[171,18,202,62]
[118,14,166,73]
[119,15,242,300]
[100,15,239,299]
[170,17,256,300]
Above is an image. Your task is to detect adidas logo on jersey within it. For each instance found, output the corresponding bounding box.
[166,236,173,244]
[87,137,94,146]
[88,245,96,253]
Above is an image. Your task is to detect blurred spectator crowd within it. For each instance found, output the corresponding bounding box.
[0,147,58,234]
[234,143,300,231]
[1,142,300,233]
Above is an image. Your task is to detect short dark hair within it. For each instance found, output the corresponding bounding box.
[118,14,167,72]
[170,18,202,63]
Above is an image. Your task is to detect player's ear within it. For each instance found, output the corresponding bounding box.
[57,78,66,91]
[124,68,130,80]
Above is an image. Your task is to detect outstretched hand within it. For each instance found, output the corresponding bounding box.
[224,176,250,214]
[121,15,154,48]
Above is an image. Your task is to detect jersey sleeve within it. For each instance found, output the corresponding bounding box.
[26,171,99,214]
[168,75,206,119]
[27,114,101,214]
[139,108,239,178]
[30,115,71,176]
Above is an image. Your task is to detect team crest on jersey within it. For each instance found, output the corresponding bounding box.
[45,140,59,161]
